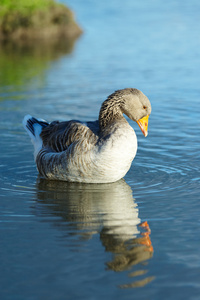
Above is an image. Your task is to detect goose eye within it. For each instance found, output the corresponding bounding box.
[143,105,147,109]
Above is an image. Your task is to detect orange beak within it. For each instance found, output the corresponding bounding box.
[136,115,149,137]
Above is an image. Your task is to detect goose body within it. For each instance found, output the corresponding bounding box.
[23,88,151,183]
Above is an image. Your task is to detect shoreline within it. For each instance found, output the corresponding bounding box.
[0,1,82,42]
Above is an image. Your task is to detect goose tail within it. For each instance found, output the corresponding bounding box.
[23,115,48,159]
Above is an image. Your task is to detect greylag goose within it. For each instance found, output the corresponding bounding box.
[23,88,151,183]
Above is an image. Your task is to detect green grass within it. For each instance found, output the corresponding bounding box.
[0,0,82,42]
[0,0,56,16]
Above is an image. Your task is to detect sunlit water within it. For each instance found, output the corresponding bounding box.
[1,0,200,299]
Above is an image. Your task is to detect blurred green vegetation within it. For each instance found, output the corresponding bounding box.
[0,39,75,97]
[0,0,81,99]
[0,0,59,16]
[0,0,82,39]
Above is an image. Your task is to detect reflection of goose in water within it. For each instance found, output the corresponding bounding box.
[36,178,154,287]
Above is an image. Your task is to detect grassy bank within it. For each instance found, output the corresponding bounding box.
[0,0,55,14]
[0,0,82,42]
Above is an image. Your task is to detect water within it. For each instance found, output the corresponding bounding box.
[0,0,200,299]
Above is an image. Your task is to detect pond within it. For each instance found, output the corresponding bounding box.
[0,0,200,299]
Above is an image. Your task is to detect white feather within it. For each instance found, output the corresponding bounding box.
[23,115,44,160]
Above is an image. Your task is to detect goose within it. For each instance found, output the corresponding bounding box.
[23,88,151,183]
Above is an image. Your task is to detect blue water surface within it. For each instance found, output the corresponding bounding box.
[0,0,200,299]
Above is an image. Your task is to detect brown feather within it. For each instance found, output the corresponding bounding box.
[40,120,98,153]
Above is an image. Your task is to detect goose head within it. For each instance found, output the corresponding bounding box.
[99,88,152,137]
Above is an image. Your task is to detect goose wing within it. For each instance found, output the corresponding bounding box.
[40,120,99,152]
